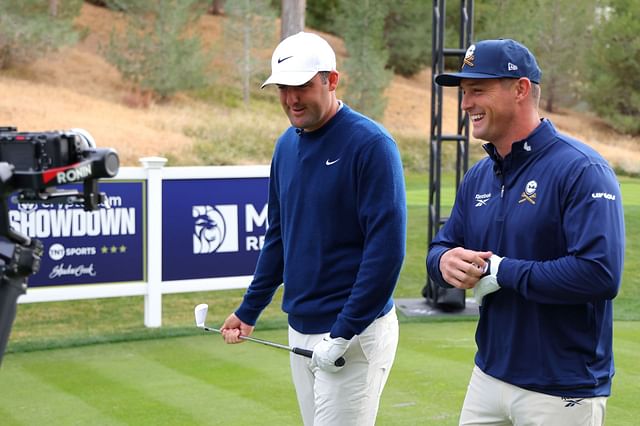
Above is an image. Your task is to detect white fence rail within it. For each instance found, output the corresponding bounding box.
[18,157,270,328]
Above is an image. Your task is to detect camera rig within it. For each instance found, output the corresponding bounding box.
[0,126,119,365]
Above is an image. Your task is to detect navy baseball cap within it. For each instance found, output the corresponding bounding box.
[435,39,542,86]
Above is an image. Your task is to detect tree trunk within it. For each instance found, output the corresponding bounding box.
[209,0,225,15]
[49,0,58,17]
[242,6,251,105]
[545,89,555,113]
[281,0,306,40]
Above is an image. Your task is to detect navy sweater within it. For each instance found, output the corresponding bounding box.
[427,119,625,397]
[236,104,406,340]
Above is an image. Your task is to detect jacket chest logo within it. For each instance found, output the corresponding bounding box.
[474,192,492,207]
[518,180,538,205]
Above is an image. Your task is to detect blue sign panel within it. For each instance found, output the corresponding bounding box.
[8,181,146,287]
[162,178,269,281]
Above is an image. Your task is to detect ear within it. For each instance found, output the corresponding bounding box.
[514,78,531,103]
[328,70,340,91]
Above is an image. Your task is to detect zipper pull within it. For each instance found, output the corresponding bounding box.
[500,185,504,198]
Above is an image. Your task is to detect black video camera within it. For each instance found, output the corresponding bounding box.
[0,126,120,365]
[0,126,120,210]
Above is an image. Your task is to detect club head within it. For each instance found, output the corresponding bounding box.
[194,303,209,328]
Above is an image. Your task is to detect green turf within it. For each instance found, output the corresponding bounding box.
[3,173,638,424]
[7,173,637,352]
[616,176,640,319]
[2,322,639,425]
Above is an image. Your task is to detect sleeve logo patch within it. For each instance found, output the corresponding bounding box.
[592,192,616,200]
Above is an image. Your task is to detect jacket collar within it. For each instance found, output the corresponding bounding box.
[482,119,558,174]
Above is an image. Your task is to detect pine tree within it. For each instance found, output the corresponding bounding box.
[104,0,211,101]
[384,0,430,76]
[336,0,392,121]
[475,0,596,112]
[586,0,640,134]
[222,0,276,105]
[0,0,81,69]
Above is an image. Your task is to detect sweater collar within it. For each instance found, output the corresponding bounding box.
[295,102,348,139]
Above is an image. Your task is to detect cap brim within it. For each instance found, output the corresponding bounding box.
[261,71,318,89]
[435,72,506,86]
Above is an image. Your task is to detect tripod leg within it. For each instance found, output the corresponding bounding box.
[0,277,27,366]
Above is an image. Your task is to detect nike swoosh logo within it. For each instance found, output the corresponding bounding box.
[277,56,293,64]
[325,158,340,166]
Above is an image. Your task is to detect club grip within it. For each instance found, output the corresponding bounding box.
[292,347,346,367]
[292,347,313,358]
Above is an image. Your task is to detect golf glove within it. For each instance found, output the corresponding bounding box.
[312,336,349,373]
[474,255,503,306]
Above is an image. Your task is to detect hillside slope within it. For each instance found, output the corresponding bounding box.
[0,3,638,172]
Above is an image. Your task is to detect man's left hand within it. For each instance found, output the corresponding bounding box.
[474,255,503,305]
[311,337,349,373]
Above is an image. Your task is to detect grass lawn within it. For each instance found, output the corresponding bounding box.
[2,321,639,425]
[3,172,638,424]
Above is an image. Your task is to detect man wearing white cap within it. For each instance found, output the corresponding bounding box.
[221,32,407,425]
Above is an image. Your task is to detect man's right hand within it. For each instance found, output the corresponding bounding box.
[220,313,255,344]
[439,247,493,289]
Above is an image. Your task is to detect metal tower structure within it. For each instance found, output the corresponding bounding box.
[422,0,474,309]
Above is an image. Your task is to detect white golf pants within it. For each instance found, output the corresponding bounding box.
[288,307,399,426]
[459,365,607,426]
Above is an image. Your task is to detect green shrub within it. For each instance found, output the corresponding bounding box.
[0,0,81,69]
[103,0,211,100]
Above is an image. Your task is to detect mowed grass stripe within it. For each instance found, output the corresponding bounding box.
[90,338,299,424]
[129,335,300,420]
[378,322,476,425]
[5,355,199,425]
[2,323,639,425]
[379,353,471,426]
[603,322,640,425]
[1,335,301,425]
[0,362,125,426]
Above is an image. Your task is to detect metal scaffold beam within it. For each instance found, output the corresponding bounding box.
[423,0,474,309]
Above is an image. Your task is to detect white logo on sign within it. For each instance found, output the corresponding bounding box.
[17,203,37,214]
[193,205,239,254]
[49,243,65,261]
[49,263,97,279]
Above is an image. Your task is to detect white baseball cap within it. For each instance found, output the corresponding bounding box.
[261,32,336,88]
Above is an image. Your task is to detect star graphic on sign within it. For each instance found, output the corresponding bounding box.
[101,246,109,254]
[110,245,118,253]
[119,245,127,253]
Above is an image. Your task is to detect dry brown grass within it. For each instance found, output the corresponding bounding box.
[383,68,640,174]
[1,2,638,173]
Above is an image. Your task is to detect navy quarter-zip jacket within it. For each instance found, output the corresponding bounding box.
[427,119,625,397]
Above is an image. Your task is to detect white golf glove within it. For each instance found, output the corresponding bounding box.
[474,255,503,306]
[311,336,349,373]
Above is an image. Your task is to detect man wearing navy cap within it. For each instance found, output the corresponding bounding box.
[427,39,625,425]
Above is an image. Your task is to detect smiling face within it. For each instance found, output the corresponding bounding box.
[277,71,339,132]
[460,78,520,148]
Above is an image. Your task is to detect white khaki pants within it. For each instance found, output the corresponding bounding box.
[288,307,399,426]
[459,365,607,426]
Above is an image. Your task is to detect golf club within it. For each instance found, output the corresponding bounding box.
[194,303,345,367]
